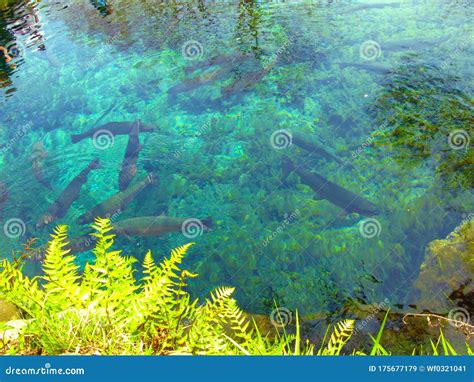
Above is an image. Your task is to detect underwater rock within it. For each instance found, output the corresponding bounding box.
[413,219,473,314]
[0,299,18,322]
[0,319,26,344]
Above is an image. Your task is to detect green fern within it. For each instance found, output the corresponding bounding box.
[320,319,355,355]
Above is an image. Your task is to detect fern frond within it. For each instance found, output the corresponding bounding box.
[42,225,81,310]
[321,319,354,355]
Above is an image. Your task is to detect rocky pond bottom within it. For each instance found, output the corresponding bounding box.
[0,0,472,354]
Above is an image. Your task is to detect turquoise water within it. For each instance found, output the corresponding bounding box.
[0,0,472,316]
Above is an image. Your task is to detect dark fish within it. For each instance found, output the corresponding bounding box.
[0,181,8,210]
[71,121,156,144]
[37,158,101,228]
[184,52,250,74]
[338,62,393,75]
[222,64,274,96]
[112,216,213,237]
[168,66,232,99]
[342,2,400,13]
[29,141,52,190]
[382,37,448,52]
[292,132,348,166]
[283,157,380,216]
[119,119,142,191]
[77,172,155,225]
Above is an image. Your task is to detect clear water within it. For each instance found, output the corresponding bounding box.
[0,0,472,316]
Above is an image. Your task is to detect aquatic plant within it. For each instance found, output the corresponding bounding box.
[0,218,469,356]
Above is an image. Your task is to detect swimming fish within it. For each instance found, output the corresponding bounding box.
[292,132,348,166]
[338,62,393,75]
[341,2,400,13]
[184,52,250,74]
[71,121,156,144]
[118,119,142,191]
[29,141,52,190]
[36,158,101,228]
[0,181,8,210]
[112,216,213,237]
[168,66,232,99]
[381,37,448,52]
[282,156,380,216]
[222,64,275,96]
[77,172,155,225]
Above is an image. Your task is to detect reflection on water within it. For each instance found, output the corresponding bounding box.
[0,0,473,317]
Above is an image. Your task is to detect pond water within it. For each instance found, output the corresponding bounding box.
[0,0,472,316]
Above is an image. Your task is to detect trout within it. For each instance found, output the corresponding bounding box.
[168,66,232,99]
[222,64,274,96]
[37,158,101,228]
[0,181,8,211]
[283,157,380,216]
[118,119,142,191]
[292,132,347,166]
[184,52,250,74]
[112,216,213,237]
[77,173,155,225]
[29,141,52,190]
[338,62,393,75]
[71,121,156,144]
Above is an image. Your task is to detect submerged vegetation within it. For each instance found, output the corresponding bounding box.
[0,218,471,356]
